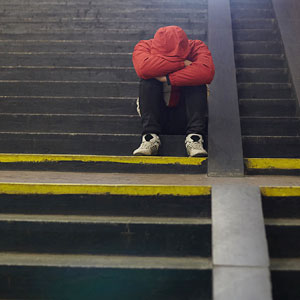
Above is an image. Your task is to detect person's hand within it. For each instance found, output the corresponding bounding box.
[184,60,192,67]
[155,76,167,83]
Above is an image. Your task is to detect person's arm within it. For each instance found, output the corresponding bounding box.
[132,40,185,79]
[168,40,215,86]
[155,60,192,83]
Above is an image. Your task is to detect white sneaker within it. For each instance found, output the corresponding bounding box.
[133,133,161,156]
[185,134,207,157]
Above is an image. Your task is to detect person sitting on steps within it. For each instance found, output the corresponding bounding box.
[132,25,215,157]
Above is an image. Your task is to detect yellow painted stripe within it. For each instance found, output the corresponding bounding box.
[0,153,206,166]
[245,158,300,170]
[0,183,211,196]
[261,186,300,197]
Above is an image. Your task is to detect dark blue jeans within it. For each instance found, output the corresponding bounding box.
[139,78,208,136]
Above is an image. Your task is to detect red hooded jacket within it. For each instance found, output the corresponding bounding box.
[132,26,215,106]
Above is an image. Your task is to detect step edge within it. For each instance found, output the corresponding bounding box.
[0,252,212,270]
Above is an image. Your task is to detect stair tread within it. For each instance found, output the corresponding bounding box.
[0,252,212,269]
[0,213,211,225]
[271,258,300,271]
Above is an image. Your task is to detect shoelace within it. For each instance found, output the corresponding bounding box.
[186,140,204,150]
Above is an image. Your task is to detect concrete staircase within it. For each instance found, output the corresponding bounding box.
[0,183,212,299]
[262,187,300,299]
[230,0,300,159]
[0,0,299,299]
[0,0,207,159]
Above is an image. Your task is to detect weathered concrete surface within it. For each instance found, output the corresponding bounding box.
[0,170,299,186]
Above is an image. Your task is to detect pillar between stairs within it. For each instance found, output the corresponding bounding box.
[207,0,244,177]
[212,184,272,300]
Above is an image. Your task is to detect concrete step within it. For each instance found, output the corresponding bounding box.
[0,53,135,67]
[0,214,211,256]
[241,117,300,136]
[0,27,206,39]
[1,2,208,9]
[0,253,212,300]
[239,99,297,117]
[262,187,300,299]
[231,8,274,19]
[266,221,300,258]
[0,18,206,30]
[231,0,271,4]
[0,97,137,115]
[0,133,193,156]
[230,1,272,9]
[233,29,279,41]
[1,0,208,3]
[0,114,142,134]
[234,41,283,54]
[232,18,276,30]
[0,40,137,53]
[0,81,139,98]
[242,136,300,158]
[0,181,212,299]
[238,83,292,99]
[3,114,298,136]
[0,67,138,82]
[0,32,207,41]
[0,9,208,19]
[236,68,289,83]
[0,184,211,220]
[0,154,208,174]
[245,158,300,175]
[235,54,286,68]
[271,260,300,300]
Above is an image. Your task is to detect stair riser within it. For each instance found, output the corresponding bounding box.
[0,266,212,300]
[0,98,138,115]
[242,137,300,158]
[233,30,279,41]
[231,9,274,18]
[0,68,138,82]
[235,55,286,68]
[236,69,289,83]
[0,41,136,53]
[239,100,297,117]
[0,33,207,41]
[0,134,190,156]
[0,11,208,19]
[262,196,300,219]
[1,3,208,9]
[271,271,300,300]
[0,98,137,115]
[0,115,143,134]
[266,226,300,258]
[241,119,299,136]
[0,21,206,32]
[0,54,134,67]
[238,86,292,99]
[234,42,283,54]
[2,0,208,3]
[8,116,296,136]
[0,82,139,98]
[0,221,211,256]
[232,19,276,29]
[0,194,211,217]
[231,2,272,9]
[0,30,206,40]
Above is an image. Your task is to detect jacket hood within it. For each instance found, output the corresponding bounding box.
[151,26,190,62]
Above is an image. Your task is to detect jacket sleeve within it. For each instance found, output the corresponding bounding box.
[132,40,185,79]
[168,40,215,86]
